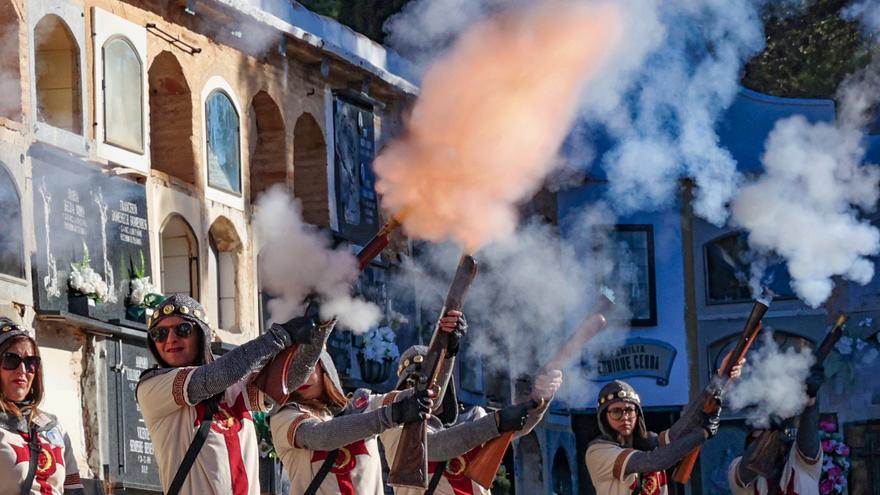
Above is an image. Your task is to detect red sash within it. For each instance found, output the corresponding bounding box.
[428,447,481,495]
[311,439,370,495]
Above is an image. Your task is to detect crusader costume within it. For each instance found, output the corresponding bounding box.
[728,365,824,495]
[381,345,553,495]
[136,294,327,495]
[270,351,430,495]
[0,317,84,495]
[586,380,721,495]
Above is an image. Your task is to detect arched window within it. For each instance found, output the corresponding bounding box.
[148,51,194,184]
[551,449,572,495]
[293,113,329,227]
[249,91,286,203]
[160,215,199,299]
[209,217,241,331]
[34,15,82,134]
[0,165,25,278]
[102,37,144,152]
[206,91,241,194]
[0,3,22,121]
[704,231,795,304]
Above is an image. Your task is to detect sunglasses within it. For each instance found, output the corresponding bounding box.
[148,322,195,343]
[607,405,638,420]
[1,352,41,373]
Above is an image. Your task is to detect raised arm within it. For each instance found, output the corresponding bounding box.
[427,414,500,461]
[187,316,317,403]
[284,320,336,391]
[625,429,707,474]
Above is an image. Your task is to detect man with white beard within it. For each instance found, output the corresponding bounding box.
[727,364,825,495]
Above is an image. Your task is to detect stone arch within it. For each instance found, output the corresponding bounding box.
[0,162,24,278]
[551,448,573,495]
[34,14,81,133]
[0,1,22,121]
[292,112,328,227]
[160,214,200,299]
[249,90,286,203]
[149,51,195,184]
[516,432,544,493]
[208,216,242,331]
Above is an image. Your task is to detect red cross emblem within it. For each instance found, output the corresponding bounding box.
[11,433,65,495]
[311,439,370,495]
[194,393,253,495]
[428,446,482,495]
[629,470,667,495]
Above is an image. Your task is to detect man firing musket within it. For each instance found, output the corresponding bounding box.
[727,315,847,495]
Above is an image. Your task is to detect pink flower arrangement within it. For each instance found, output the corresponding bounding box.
[818,418,850,495]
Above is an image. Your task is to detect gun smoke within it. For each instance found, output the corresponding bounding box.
[253,186,380,333]
[727,331,815,428]
[843,0,880,35]
[373,0,623,253]
[730,67,880,308]
[400,204,631,403]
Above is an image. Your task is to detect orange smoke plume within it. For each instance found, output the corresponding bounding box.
[374,1,622,252]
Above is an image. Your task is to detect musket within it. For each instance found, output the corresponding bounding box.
[464,289,615,488]
[672,294,771,483]
[388,254,479,488]
[743,313,847,478]
[253,214,405,404]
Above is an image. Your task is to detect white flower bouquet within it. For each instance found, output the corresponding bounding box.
[69,246,110,303]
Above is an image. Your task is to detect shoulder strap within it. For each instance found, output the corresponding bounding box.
[19,425,40,495]
[425,461,447,495]
[167,396,219,495]
[304,449,339,495]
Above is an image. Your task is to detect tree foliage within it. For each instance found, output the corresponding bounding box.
[742,0,875,98]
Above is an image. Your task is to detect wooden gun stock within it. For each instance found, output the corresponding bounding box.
[388,254,478,488]
[254,216,404,404]
[672,297,770,484]
[742,313,847,476]
[465,293,615,488]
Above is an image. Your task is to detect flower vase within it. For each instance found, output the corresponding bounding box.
[68,293,95,318]
[358,356,393,384]
[126,306,154,324]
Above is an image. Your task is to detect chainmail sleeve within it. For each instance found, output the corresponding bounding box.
[623,429,706,475]
[667,385,714,441]
[514,400,551,440]
[796,399,820,460]
[294,407,397,451]
[284,320,335,391]
[427,414,500,461]
[186,325,293,404]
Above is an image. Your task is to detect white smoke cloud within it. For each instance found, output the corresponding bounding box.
[253,186,381,333]
[384,0,765,226]
[587,0,765,225]
[843,0,880,35]
[400,204,631,403]
[731,68,880,308]
[727,332,815,428]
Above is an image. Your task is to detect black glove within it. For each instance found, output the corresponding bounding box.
[391,389,433,424]
[805,364,825,399]
[445,313,468,357]
[702,406,722,438]
[496,403,531,433]
[278,315,318,344]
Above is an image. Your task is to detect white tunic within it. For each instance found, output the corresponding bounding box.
[585,440,669,495]
[728,446,822,495]
[0,411,84,495]
[271,390,394,495]
[137,367,268,495]
[381,406,492,495]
